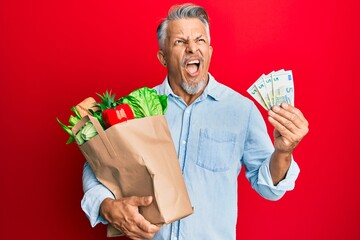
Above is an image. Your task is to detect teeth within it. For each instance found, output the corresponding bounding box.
[188,60,200,64]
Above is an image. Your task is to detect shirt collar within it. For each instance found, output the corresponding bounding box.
[160,73,221,101]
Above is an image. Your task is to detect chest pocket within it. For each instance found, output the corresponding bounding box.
[196,128,238,172]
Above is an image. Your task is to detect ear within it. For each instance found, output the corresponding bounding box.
[209,45,213,58]
[157,50,167,67]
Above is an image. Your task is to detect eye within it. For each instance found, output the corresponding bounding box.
[175,40,185,45]
[197,38,206,44]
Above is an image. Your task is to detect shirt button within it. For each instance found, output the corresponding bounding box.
[182,140,186,145]
[172,237,177,240]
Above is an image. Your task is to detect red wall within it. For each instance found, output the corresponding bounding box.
[1,0,359,239]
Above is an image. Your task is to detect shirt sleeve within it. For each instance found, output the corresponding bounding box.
[242,103,300,201]
[257,155,300,199]
[81,162,115,227]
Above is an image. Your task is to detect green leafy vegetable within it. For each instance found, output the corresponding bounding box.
[89,108,106,129]
[118,87,167,118]
[75,122,98,145]
[56,107,82,144]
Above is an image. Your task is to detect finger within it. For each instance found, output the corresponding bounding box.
[280,103,309,127]
[278,103,309,137]
[117,218,157,240]
[268,116,298,142]
[123,227,156,240]
[132,209,160,235]
[123,221,158,240]
[138,217,161,233]
[268,108,300,134]
[125,196,153,207]
[120,196,159,238]
[270,104,307,130]
[121,227,149,240]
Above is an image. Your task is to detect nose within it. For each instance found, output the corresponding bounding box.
[186,41,198,54]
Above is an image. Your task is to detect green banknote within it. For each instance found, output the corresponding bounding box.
[246,84,269,110]
[272,70,294,106]
[254,75,271,109]
[248,69,294,110]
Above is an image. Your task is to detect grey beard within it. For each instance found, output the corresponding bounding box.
[181,78,207,95]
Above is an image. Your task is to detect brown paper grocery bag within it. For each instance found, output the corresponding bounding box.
[72,115,193,237]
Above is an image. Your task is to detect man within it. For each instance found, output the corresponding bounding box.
[81,3,309,240]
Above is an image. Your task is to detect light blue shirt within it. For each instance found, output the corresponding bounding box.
[81,73,300,240]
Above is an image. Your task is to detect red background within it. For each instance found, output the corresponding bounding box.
[1,0,359,239]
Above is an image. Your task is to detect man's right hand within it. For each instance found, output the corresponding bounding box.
[100,196,161,240]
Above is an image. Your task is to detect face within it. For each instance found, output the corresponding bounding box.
[157,18,213,96]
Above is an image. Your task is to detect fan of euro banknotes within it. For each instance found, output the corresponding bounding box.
[247,69,294,110]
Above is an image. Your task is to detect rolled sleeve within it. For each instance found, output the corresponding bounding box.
[257,156,300,200]
[81,162,114,227]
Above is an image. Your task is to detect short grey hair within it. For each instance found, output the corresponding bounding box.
[156,3,211,49]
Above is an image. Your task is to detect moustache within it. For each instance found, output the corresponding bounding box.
[182,53,204,67]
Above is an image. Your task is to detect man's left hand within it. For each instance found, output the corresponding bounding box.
[268,103,309,154]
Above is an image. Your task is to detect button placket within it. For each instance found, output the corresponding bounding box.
[178,106,192,172]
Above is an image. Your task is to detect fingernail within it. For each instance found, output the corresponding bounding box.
[281,102,289,108]
[273,106,280,112]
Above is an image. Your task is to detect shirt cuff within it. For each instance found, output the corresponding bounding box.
[257,156,300,195]
[81,185,115,227]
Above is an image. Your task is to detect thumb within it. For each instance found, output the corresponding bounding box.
[126,196,153,207]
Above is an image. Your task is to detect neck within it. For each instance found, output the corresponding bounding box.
[181,92,203,106]
[168,76,209,106]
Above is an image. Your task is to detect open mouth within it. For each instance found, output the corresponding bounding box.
[185,59,200,75]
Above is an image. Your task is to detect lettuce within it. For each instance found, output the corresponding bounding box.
[118,87,167,118]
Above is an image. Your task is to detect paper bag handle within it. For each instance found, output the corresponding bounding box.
[72,115,117,158]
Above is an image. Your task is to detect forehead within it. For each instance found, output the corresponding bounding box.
[167,18,207,38]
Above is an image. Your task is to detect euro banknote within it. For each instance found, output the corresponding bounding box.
[247,69,294,110]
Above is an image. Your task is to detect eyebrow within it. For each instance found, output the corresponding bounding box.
[174,34,204,41]
[195,34,204,40]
